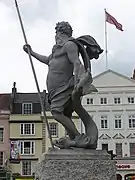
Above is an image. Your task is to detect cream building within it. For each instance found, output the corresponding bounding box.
[81,69,135,180]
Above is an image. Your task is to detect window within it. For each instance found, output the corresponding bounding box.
[102,144,108,151]
[86,98,93,105]
[130,143,135,157]
[0,152,4,165]
[49,123,58,137]
[0,128,4,142]
[101,116,108,128]
[22,160,31,175]
[20,141,35,155]
[114,97,121,104]
[22,103,32,114]
[20,124,35,135]
[116,143,122,157]
[128,97,134,104]
[114,115,122,129]
[129,115,135,128]
[100,98,107,104]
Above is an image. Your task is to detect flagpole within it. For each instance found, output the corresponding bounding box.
[104,8,108,70]
[14,0,54,149]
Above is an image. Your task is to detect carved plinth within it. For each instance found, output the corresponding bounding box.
[34,148,117,180]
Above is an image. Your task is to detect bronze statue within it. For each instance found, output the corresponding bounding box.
[23,21,103,149]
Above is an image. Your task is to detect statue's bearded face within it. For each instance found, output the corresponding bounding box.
[55,31,64,44]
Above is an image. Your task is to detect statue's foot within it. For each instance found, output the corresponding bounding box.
[74,133,96,149]
[52,134,97,149]
[53,137,74,149]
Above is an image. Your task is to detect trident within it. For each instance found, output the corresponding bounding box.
[14,0,54,149]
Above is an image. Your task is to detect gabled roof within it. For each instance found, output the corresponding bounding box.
[14,92,45,103]
[93,69,135,83]
[92,69,135,88]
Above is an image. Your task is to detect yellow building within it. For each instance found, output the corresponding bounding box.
[9,114,43,180]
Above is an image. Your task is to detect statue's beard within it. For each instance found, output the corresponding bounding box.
[56,38,63,45]
[55,36,68,46]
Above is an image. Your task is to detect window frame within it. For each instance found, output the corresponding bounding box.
[114,97,121,104]
[22,103,33,115]
[20,123,35,136]
[116,143,122,157]
[49,123,58,137]
[0,127,4,143]
[21,160,32,176]
[100,115,108,129]
[0,152,4,166]
[130,143,135,157]
[128,97,135,104]
[102,143,108,151]
[100,98,107,105]
[86,98,93,105]
[20,141,35,155]
[114,115,122,129]
[128,115,135,128]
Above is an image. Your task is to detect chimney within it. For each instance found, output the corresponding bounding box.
[131,69,135,80]
[43,89,46,107]
[11,82,17,99]
[10,82,17,112]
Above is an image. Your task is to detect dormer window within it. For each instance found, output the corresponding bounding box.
[22,103,32,114]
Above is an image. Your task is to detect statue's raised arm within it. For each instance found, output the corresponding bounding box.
[23,44,49,65]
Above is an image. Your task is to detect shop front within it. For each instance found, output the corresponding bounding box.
[116,161,135,180]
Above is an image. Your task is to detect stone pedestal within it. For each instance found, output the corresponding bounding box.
[35,148,117,180]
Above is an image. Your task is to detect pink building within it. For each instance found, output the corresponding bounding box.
[0,94,10,166]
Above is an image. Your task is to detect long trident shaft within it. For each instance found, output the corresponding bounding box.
[14,0,54,149]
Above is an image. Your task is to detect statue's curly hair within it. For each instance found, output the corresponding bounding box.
[55,21,73,37]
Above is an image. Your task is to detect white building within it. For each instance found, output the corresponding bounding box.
[81,69,135,180]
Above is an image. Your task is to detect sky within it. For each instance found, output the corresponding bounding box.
[0,0,135,93]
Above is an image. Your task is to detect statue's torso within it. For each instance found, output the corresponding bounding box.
[46,43,74,92]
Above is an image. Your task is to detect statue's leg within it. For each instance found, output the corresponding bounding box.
[65,126,76,140]
[51,110,80,139]
[63,99,78,140]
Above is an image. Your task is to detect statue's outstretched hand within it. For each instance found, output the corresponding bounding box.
[23,44,32,54]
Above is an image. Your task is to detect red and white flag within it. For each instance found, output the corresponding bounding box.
[105,11,123,31]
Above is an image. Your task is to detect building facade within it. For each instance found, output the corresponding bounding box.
[81,69,135,180]
[10,83,46,180]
